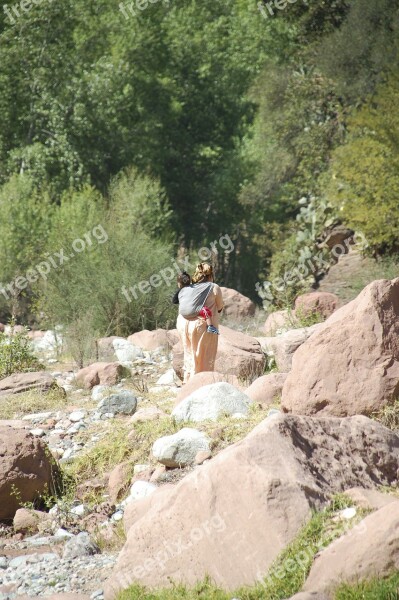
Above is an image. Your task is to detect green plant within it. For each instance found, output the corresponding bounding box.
[0,323,43,379]
[117,495,366,600]
[335,571,399,600]
[372,399,399,431]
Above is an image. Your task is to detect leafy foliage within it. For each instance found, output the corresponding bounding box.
[0,326,43,379]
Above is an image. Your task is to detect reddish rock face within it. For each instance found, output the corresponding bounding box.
[295,291,339,320]
[303,501,399,595]
[104,414,399,597]
[75,362,128,389]
[0,426,60,520]
[245,372,288,407]
[127,329,179,351]
[282,278,399,417]
[173,325,265,381]
[219,287,256,320]
[0,372,57,398]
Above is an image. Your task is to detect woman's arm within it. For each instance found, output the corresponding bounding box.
[214,284,224,313]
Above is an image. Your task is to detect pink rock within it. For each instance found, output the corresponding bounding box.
[295,291,339,319]
[173,326,265,381]
[0,427,60,520]
[282,279,399,417]
[108,462,132,503]
[303,502,399,595]
[0,372,57,398]
[104,414,399,596]
[127,329,179,351]
[219,287,256,320]
[75,362,129,389]
[245,373,288,407]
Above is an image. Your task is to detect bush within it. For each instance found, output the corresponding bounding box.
[37,181,177,337]
[0,174,53,321]
[0,326,43,379]
[324,68,399,253]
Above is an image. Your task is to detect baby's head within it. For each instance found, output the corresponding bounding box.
[177,271,191,289]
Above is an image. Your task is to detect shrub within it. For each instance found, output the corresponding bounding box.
[0,325,43,379]
[37,183,177,337]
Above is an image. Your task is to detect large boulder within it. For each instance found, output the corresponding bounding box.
[303,501,399,595]
[104,414,399,597]
[219,287,256,320]
[75,362,129,389]
[173,326,265,381]
[0,372,57,398]
[127,329,179,351]
[266,325,322,373]
[0,426,60,520]
[246,373,288,407]
[295,292,339,320]
[175,371,242,405]
[152,428,211,468]
[172,382,251,422]
[282,279,399,417]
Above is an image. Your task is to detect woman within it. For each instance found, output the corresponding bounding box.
[176,263,224,383]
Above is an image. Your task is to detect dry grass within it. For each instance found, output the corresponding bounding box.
[64,403,269,497]
[220,307,266,337]
[0,387,68,419]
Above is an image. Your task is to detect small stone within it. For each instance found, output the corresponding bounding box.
[0,556,7,569]
[267,408,281,418]
[69,410,86,422]
[150,465,167,482]
[129,480,157,501]
[29,428,46,437]
[339,507,357,520]
[111,511,124,522]
[70,504,86,516]
[195,450,212,465]
[133,464,150,475]
[62,531,100,559]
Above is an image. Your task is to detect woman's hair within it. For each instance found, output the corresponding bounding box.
[192,262,214,284]
[177,271,191,287]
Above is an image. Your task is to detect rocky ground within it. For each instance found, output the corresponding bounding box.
[2,276,399,600]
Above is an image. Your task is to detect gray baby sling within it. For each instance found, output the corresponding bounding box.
[178,283,214,319]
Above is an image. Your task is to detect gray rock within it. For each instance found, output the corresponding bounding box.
[112,339,144,363]
[172,382,251,422]
[97,390,137,416]
[152,428,211,467]
[62,531,100,560]
[69,410,86,422]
